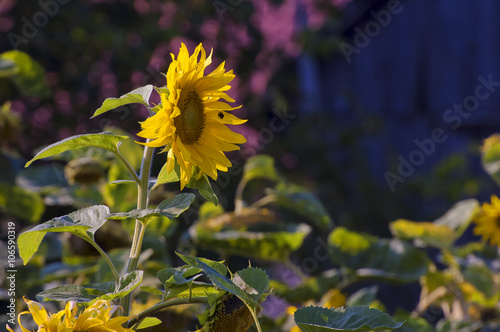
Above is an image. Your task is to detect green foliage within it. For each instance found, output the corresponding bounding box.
[107,193,195,224]
[0,50,50,97]
[92,85,154,118]
[328,227,429,283]
[25,132,129,167]
[154,163,218,205]
[18,205,110,265]
[243,154,282,183]
[294,305,404,331]
[0,182,44,223]
[136,317,162,329]
[481,134,500,186]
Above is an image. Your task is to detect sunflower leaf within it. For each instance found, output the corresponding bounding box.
[18,205,110,265]
[25,132,129,167]
[294,305,404,331]
[243,155,282,183]
[106,193,195,224]
[0,182,44,223]
[92,85,154,118]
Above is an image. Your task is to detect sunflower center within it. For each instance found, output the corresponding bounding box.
[174,91,205,144]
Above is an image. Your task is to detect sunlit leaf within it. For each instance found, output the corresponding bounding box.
[294,305,404,331]
[233,267,269,302]
[136,317,162,329]
[481,134,500,186]
[18,205,110,265]
[390,220,455,248]
[25,132,129,167]
[0,50,50,97]
[242,155,282,183]
[92,85,154,118]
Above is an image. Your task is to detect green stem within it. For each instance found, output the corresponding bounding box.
[89,240,120,284]
[127,297,209,329]
[234,178,248,215]
[116,148,141,184]
[121,144,155,315]
[242,301,262,332]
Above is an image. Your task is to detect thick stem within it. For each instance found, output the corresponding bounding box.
[126,297,209,329]
[121,145,155,315]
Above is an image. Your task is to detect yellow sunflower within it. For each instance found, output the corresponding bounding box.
[7,297,134,332]
[137,43,246,189]
[473,195,500,247]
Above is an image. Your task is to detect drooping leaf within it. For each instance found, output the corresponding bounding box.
[192,224,311,262]
[0,182,44,223]
[18,205,110,265]
[36,282,114,302]
[177,253,255,305]
[25,132,129,167]
[242,155,282,183]
[273,182,333,231]
[294,305,404,331]
[328,227,429,283]
[106,193,195,224]
[92,85,154,118]
[0,50,50,97]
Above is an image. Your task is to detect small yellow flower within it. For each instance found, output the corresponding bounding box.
[137,43,246,189]
[7,297,134,332]
[473,195,500,247]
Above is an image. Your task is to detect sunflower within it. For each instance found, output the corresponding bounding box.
[473,195,500,247]
[137,43,246,189]
[7,297,134,332]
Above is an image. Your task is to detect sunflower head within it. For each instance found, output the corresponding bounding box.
[137,43,246,189]
[473,195,500,247]
[8,297,134,332]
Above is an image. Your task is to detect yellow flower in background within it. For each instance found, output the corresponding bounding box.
[7,297,134,332]
[473,195,500,247]
[137,43,247,189]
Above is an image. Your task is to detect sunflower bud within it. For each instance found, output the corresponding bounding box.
[64,157,105,185]
[209,294,255,332]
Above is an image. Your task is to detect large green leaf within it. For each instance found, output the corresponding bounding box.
[273,182,333,231]
[0,182,44,223]
[177,253,255,305]
[192,224,311,262]
[0,50,50,97]
[18,205,110,265]
[25,132,129,167]
[328,227,429,283]
[154,163,218,205]
[242,155,282,183]
[294,305,404,331]
[106,193,195,224]
[92,85,154,118]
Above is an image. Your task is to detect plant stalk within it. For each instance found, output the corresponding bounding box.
[89,240,120,284]
[121,144,155,315]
